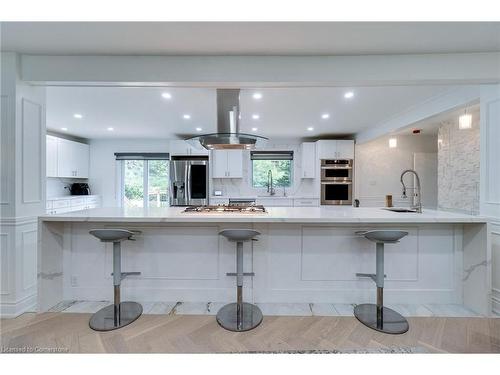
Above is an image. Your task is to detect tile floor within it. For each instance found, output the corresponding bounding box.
[52,300,482,317]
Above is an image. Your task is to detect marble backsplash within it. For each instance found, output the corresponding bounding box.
[211,140,319,198]
[437,115,480,214]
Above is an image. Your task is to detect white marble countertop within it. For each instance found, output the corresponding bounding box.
[209,195,318,200]
[39,206,488,224]
[46,194,99,201]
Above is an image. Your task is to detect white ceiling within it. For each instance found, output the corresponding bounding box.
[2,22,500,55]
[46,85,466,140]
[394,103,480,136]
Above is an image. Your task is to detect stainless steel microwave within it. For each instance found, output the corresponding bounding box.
[320,159,353,181]
[320,159,353,205]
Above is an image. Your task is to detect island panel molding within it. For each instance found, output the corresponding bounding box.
[21,98,43,204]
[38,208,489,315]
[300,226,419,282]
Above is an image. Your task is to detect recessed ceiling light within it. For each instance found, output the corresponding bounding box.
[161,92,172,99]
[195,127,202,132]
[321,113,330,119]
[251,127,258,131]
[107,127,114,131]
[252,93,263,100]
[61,127,68,131]
[183,114,191,120]
[73,113,83,119]
[307,127,314,131]
[344,91,354,99]
[252,114,260,120]
[389,138,397,148]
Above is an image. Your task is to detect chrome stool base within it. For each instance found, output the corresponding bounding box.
[89,301,143,331]
[216,302,263,332]
[354,303,409,335]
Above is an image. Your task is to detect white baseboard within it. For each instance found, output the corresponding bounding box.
[0,293,37,318]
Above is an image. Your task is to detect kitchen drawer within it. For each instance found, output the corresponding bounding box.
[52,199,71,209]
[256,198,293,207]
[71,197,85,207]
[294,198,320,207]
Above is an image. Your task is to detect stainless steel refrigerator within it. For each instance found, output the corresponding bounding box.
[169,156,209,206]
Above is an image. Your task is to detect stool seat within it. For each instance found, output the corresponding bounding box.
[219,229,260,242]
[356,230,408,243]
[90,229,140,242]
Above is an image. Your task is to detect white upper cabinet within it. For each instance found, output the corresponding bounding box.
[316,140,354,159]
[169,140,208,156]
[52,137,89,178]
[335,140,355,159]
[300,142,316,179]
[46,135,58,177]
[211,150,243,178]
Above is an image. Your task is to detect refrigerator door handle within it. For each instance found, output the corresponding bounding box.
[186,163,192,204]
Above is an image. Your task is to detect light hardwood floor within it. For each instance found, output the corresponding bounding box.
[1,313,499,353]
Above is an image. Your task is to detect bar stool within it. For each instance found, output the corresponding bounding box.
[354,230,409,334]
[216,229,263,332]
[88,229,142,331]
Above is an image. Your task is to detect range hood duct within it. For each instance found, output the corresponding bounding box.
[186,89,268,150]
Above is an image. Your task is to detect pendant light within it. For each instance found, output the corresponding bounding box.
[459,108,472,130]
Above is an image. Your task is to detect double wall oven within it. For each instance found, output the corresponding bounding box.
[320,159,353,205]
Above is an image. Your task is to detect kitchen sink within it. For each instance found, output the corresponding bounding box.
[382,207,418,213]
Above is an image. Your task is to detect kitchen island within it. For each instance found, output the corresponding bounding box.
[38,206,492,315]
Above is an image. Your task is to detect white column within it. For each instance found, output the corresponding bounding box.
[1,52,46,317]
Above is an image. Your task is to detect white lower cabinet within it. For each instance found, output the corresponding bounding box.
[46,195,100,214]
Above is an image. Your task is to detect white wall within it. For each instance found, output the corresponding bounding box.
[354,134,438,207]
[89,139,171,207]
[480,85,500,315]
[1,52,46,317]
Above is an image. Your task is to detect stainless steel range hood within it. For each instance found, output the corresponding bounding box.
[186,89,268,150]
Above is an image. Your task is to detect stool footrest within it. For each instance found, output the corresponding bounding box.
[111,271,141,280]
[226,272,255,277]
[356,273,386,282]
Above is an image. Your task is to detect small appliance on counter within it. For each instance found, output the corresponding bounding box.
[70,182,91,195]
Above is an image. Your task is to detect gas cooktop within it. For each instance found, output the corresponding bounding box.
[183,205,266,213]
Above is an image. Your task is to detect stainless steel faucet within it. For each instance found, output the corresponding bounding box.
[267,170,276,196]
[400,169,422,213]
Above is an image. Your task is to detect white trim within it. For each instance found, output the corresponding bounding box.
[0,233,10,295]
[0,293,37,318]
[0,94,12,206]
[484,98,500,204]
[20,53,500,86]
[21,97,43,204]
[0,216,38,226]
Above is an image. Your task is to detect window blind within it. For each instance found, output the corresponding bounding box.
[250,151,294,161]
[114,153,170,160]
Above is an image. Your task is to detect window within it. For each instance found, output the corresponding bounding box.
[251,151,293,188]
[117,153,169,208]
